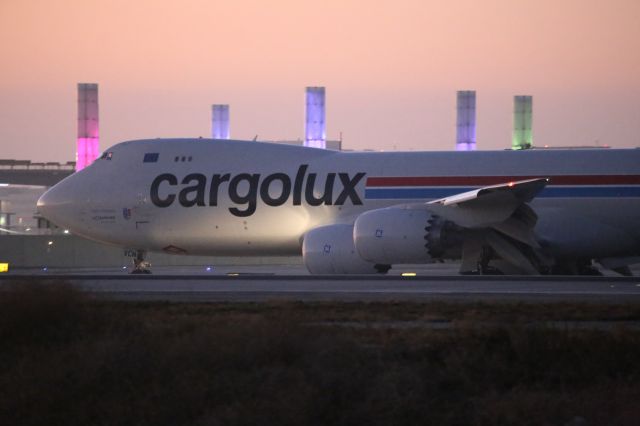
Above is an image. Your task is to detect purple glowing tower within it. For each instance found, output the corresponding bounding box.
[305,87,326,149]
[456,90,476,151]
[211,104,230,139]
[76,83,99,171]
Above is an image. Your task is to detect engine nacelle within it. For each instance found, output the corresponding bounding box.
[302,224,389,274]
[354,207,461,264]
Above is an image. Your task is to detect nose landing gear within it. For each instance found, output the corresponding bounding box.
[131,250,152,274]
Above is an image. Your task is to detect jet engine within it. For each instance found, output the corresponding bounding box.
[302,224,390,274]
[353,207,462,264]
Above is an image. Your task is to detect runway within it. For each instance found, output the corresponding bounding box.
[3,270,640,302]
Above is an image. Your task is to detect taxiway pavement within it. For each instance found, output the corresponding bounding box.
[3,270,640,303]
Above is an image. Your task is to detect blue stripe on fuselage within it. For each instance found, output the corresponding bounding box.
[364,186,640,200]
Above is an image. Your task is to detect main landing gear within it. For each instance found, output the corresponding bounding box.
[131,250,152,274]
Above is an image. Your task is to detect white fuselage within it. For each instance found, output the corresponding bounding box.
[38,139,640,261]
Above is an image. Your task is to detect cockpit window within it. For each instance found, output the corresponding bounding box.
[99,152,113,160]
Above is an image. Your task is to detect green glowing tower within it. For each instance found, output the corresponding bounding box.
[512,95,532,150]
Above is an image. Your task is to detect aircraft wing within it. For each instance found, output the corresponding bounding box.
[430,178,548,206]
[424,178,549,228]
[421,178,550,274]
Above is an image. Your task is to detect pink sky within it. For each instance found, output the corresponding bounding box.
[1,0,639,162]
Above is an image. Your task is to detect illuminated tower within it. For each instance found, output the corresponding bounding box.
[512,95,533,150]
[76,83,99,171]
[456,90,476,151]
[211,104,230,139]
[305,86,326,149]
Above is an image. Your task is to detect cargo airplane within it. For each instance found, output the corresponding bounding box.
[37,139,640,275]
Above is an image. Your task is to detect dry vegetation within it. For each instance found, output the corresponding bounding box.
[1,279,639,425]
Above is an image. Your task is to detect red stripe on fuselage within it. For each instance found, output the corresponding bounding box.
[365,175,640,187]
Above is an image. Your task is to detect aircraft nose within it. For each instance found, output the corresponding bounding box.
[37,177,79,229]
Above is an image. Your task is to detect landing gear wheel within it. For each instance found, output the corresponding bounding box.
[578,265,602,276]
[552,259,602,276]
[612,266,633,277]
[475,247,503,275]
[131,250,152,274]
[374,264,392,274]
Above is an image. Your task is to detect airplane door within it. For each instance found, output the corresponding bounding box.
[132,192,154,231]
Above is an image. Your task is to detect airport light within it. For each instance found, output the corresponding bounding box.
[211,104,230,139]
[513,95,533,150]
[76,83,100,171]
[456,91,476,151]
[305,87,326,149]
